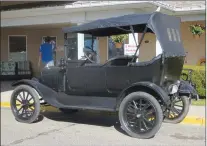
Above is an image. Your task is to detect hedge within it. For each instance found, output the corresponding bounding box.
[182,65,206,97]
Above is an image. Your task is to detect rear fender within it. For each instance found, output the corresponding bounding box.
[116,82,171,110]
[12,79,62,107]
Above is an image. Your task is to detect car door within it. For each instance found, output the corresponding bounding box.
[105,66,131,95]
[84,65,107,96]
[66,61,87,95]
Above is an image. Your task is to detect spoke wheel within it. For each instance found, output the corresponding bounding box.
[164,96,190,124]
[119,92,163,139]
[10,85,40,123]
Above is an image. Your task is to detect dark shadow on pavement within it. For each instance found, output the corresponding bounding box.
[40,110,129,137]
[33,114,44,123]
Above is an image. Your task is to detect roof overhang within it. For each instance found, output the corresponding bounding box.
[1,1,205,27]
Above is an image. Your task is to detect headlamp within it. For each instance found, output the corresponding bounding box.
[168,80,180,94]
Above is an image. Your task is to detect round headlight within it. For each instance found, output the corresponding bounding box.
[168,84,179,94]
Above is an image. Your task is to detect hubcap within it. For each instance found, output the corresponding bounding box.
[136,114,141,118]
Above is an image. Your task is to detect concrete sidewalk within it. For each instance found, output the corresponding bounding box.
[0,83,205,126]
[188,106,205,117]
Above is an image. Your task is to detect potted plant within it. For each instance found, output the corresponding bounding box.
[189,24,205,39]
[111,34,128,48]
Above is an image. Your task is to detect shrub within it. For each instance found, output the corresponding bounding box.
[182,65,206,97]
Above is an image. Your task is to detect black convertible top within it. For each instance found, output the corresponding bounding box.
[63,13,152,36]
[63,12,185,57]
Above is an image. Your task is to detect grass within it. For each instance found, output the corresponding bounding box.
[191,99,206,106]
[183,65,205,71]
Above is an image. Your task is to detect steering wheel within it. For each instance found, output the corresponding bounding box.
[83,50,97,63]
[83,47,97,63]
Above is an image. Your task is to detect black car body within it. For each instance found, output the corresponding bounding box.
[10,12,197,139]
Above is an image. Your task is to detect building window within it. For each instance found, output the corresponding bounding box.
[108,36,128,59]
[64,33,78,60]
[8,35,27,61]
[84,34,100,62]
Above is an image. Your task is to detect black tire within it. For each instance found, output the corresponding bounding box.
[164,96,190,124]
[10,85,40,123]
[118,91,163,139]
[59,108,78,114]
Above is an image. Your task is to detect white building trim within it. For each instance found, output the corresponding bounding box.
[179,14,206,22]
[1,8,140,27]
[129,33,138,46]
[1,1,205,27]
[156,39,162,56]
[77,33,84,59]
[151,1,205,12]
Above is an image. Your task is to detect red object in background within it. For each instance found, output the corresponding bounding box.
[198,57,206,66]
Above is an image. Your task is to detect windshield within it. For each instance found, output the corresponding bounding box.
[84,38,98,52]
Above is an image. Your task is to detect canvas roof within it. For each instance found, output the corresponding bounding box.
[63,12,186,57]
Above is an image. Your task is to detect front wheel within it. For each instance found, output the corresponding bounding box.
[118,92,163,139]
[10,85,40,123]
[164,96,190,124]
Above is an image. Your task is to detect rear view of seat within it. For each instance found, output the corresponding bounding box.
[133,54,162,67]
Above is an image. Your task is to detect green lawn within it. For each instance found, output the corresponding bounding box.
[191,99,206,106]
[183,65,205,71]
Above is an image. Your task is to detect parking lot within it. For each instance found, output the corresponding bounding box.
[1,107,205,146]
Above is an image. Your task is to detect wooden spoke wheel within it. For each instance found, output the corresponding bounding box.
[119,92,163,139]
[10,85,40,123]
[164,96,190,124]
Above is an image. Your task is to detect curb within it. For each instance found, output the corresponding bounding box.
[1,101,205,126]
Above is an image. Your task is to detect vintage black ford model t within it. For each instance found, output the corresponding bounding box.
[10,12,198,139]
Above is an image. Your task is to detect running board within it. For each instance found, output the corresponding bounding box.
[56,93,117,111]
[34,82,117,111]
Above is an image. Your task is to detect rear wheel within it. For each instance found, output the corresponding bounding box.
[10,85,40,123]
[118,92,163,139]
[164,96,190,123]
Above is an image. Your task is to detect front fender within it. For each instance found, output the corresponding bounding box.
[117,82,171,108]
[178,80,199,100]
[11,78,63,107]
[12,79,43,96]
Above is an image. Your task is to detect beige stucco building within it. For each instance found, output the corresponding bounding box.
[1,1,206,77]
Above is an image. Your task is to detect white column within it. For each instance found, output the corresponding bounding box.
[129,33,138,45]
[77,33,84,59]
[77,23,84,59]
[128,33,139,62]
[94,37,100,63]
[156,38,162,56]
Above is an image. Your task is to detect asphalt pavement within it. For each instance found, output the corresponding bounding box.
[1,108,206,146]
